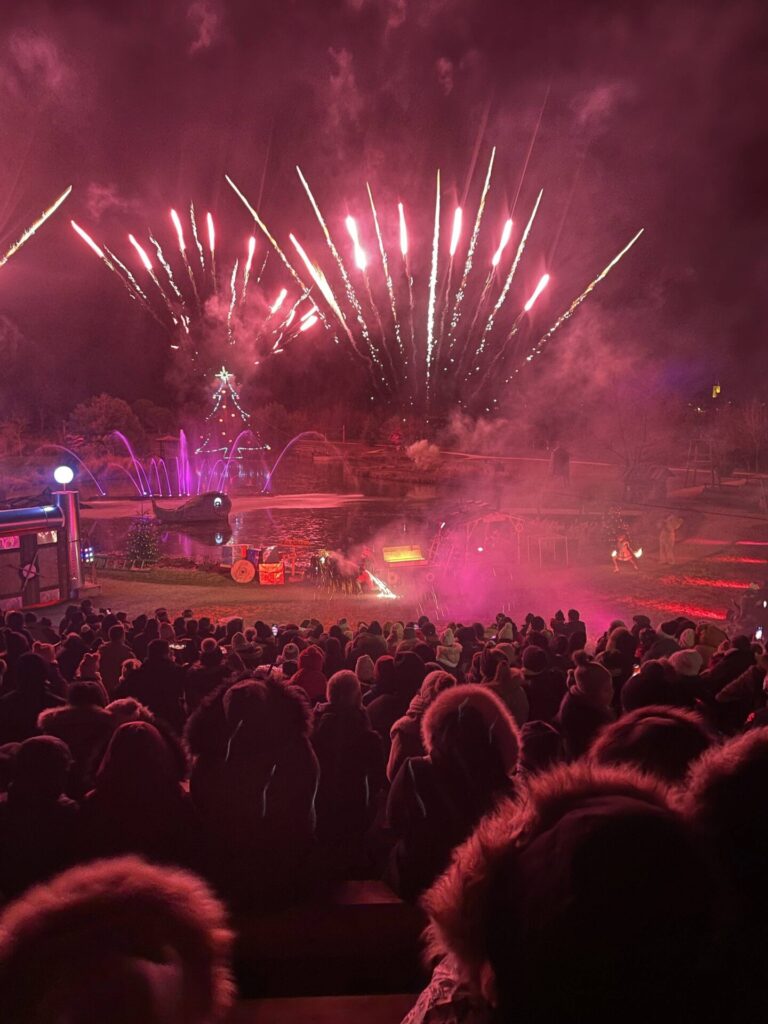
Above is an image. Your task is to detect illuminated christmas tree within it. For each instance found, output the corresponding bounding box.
[196,366,265,456]
[125,516,160,565]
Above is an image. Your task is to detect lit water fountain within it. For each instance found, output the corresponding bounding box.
[261,432,331,493]
[37,445,107,497]
[39,428,346,502]
[111,431,152,496]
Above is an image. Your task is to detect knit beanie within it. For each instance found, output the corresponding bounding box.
[668,649,703,678]
[281,642,300,663]
[355,654,375,684]
[572,652,612,704]
[678,628,696,649]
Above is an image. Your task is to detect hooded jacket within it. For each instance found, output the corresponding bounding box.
[0,655,65,745]
[292,645,328,704]
[190,680,319,909]
[387,671,457,782]
[311,702,384,841]
[37,701,115,795]
[556,688,614,761]
[0,736,79,897]
[485,667,530,728]
[0,855,235,1024]
[80,722,201,868]
[436,630,462,671]
[387,685,519,901]
[117,652,187,733]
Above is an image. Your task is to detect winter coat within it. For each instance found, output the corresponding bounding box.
[79,722,201,869]
[485,675,529,728]
[715,663,767,732]
[523,668,568,723]
[556,689,614,761]
[387,755,515,902]
[184,663,229,713]
[117,656,187,732]
[37,704,115,795]
[97,640,135,695]
[386,686,518,901]
[0,790,79,898]
[643,635,680,662]
[347,633,388,666]
[0,687,64,745]
[367,692,411,758]
[701,647,756,698]
[311,703,384,841]
[388,712,425,783]
[190,683,319,910]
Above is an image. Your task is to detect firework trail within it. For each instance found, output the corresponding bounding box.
[149,233,185,306]
[206,212,217,288]
[171,208,201,311]
[1,185,72,268]
[289,233,354,346]
[103,245,150,304]
[71,221,114,270]
[475,268,550,394]
[462,216,514,368]
[227,258,239,343]
[524,272,550,312]
[240,235,256,304]
[288,231,373,378]
[190,202,205,271]
[474,189,543,364]
[491,218,513,268]
[225,175,313,300]
[506,229,645,383]
[128,233,179,323]
[102,244,164,325]
[345,215,368,271]
[296,166,382,380]
[72,219,155,311]
[398,201,416,377]
[255,249,269,285]
[436,206,463,362]
[269,287,288,315]
[447,147,496,353]
[367,183,405,368]
[345,213,395,379]
[449,206,463,259]
[425,170,441,395]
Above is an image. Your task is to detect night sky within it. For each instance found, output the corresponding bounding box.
[1,0,766,420]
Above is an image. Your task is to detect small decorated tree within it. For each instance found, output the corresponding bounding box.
[125,515,160,565]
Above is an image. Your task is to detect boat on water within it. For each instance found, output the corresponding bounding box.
[151,492,231,524]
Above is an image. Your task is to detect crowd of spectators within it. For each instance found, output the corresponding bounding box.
[0,598,766,1021]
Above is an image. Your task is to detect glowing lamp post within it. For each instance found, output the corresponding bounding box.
[53,466,84,596]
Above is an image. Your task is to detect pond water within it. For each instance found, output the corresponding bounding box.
[84,452,440,564]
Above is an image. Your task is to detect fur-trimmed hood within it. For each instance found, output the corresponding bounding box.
[422,763,698,1002]
[0,855,234,1023]
[421,684,520,774]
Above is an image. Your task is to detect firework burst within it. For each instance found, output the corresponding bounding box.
[71,200,320,368]
[70,141,643,412]
[227,147,643,411]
